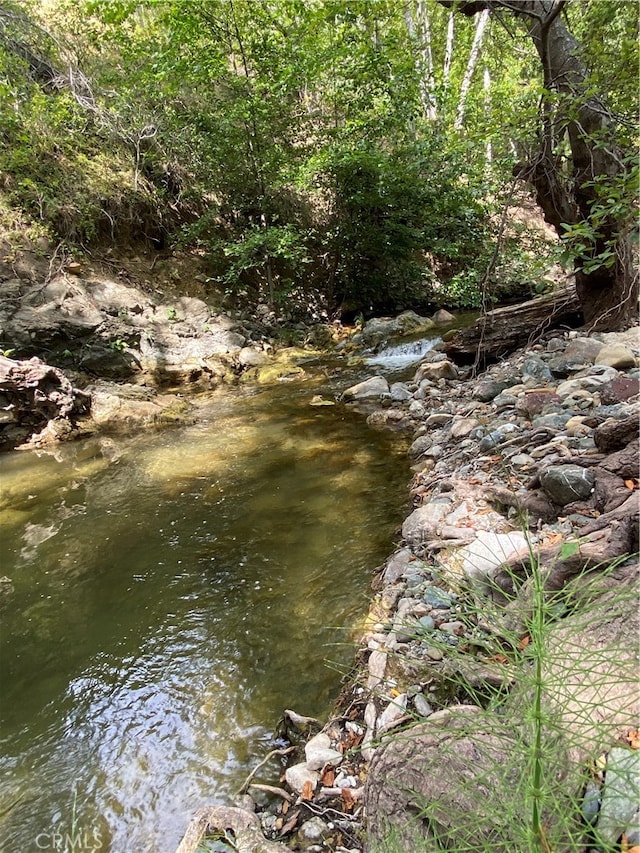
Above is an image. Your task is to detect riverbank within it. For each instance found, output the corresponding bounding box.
[178,322,639,852]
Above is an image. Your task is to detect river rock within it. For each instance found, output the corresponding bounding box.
[450,417,479,439]
[444,530,529,595]
[414,360,458,382]
[356,312,434,347]
[304,732,343,770]
[238,346,268,367]
[413,693,434,717]
[389,382,413,401]
[296,816,330,843]
[341,376,390,401]
[596,748,640,845]
[408,434,433,460]
[472,379,511,402]
[432,309,456,324]
[595,343,637,369]
[377,693,408,734]
[401,499,452,545]
[521,357,553,383]
[539,464,595,505]
[285,763,319,795]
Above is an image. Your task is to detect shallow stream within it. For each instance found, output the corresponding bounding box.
[0,361,410,852]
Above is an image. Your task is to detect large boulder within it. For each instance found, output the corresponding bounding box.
[355,311,435,348]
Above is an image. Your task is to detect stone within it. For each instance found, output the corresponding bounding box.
[600,376,640,404]
[414,360,458,382]
[304,732,343,770]
[424,646,444,661]
[401,500,452,545]
[285,763,320,794]
[413,693,434,718]
[517,389,561,417]
[557,369,619,398]
[341,376,390,401]
[297,817,330,842]
[450,417,480,439]
[547,355,591,377]
[472,379,510,402]
[408,435,433,460]
[510,453,534,467]
[417,615,436,632]
[539,465,596,505]
[423,587,454,609]
[597,747,640,845]
[238,346,268,367]
[367,650,388,689]
[425,412,453,428]
[595,343,637,369]
[377,693,408,733]
[446,530,530,595]
[432,309,455,324]
[438,620,464,635]
[478,423,519,452]
[380,548,419,586]
[521,357,553,383]
[389,382,413,402]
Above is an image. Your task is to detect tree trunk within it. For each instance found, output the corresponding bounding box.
[441,0,639,330]
[454,8,489,130]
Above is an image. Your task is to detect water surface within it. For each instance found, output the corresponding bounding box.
[0,369,409,852]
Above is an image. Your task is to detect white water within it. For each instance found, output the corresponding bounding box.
[366,336,442,371]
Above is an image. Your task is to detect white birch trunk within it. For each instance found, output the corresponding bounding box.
[484,65,492,172]
[443,11,454,86]
[454,7,489,130]
[417,0,437,120]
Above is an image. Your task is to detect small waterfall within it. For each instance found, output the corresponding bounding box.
[366,336,442,370]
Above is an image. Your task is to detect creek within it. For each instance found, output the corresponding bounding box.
[0,358,411,852]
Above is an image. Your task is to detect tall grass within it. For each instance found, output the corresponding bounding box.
[367,551,639,853]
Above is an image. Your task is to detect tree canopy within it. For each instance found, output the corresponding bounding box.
[0,0,637,323]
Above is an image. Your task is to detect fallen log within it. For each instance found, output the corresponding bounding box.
[443,282,582,365]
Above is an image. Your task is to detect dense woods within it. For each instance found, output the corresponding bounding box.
[0,0,637,323]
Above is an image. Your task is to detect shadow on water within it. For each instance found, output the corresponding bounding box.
[0,370,410,852]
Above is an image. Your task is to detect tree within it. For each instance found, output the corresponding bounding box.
[440,0,639,330]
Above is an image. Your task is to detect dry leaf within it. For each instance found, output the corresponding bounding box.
[491,653,509,664]
[281,799,290,815]
[321,767,335,786]
[280,810,300,836]
[621,833,640,853]
[301,781,314,801]
[341,787,355,813]
[625,728,640,749]
[518,635,531,651]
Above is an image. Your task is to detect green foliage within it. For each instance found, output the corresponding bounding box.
[560,160,639,275]
[318,138,491,314]
[1,0,635,316]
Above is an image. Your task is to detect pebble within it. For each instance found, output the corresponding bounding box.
[423,587,454,609]
[413,693,434,717]
[424,646,444,661]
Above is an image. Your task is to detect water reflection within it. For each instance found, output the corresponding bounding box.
[0,375,409,852]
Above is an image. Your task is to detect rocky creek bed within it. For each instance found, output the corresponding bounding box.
[1,255,638,852]
[176,323,639,853]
